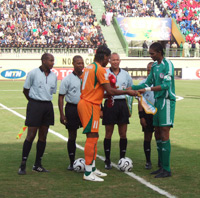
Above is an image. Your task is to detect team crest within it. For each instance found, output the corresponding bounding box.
[159,73,164,79]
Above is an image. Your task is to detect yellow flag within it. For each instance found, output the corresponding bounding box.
[16,126,27,139]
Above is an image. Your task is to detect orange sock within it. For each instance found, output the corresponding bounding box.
[94,144,97,161]
[84,137,98,165]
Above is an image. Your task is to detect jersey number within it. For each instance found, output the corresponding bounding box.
[93,120,98,129]
[82,71,89,90]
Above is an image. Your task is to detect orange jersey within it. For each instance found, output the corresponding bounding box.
[80,62,109,105]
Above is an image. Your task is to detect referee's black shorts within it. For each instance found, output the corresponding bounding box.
[142,113,154,133]
[25,98,54,127]
[65,103,82,130]
[102,99,130,125]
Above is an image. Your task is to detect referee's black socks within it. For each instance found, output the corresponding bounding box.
[22,139,33,162]
[144,141,151,163]
[120,138,127,159]
[104,138,111,161]
[35,140,46,166]
[67,139,76,166]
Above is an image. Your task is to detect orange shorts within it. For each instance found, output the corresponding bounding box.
[77,99,101,134]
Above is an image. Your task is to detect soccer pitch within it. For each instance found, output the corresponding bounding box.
[0,80,200,198]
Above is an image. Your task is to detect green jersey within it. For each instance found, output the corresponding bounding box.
[132,58,176,101]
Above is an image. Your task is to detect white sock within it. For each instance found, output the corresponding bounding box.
[85,165,92,172]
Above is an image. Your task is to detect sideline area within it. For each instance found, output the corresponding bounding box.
[0,102,179,198]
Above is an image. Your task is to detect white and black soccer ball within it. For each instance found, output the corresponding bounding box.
[118,157,133,172]
[73,158,85,173]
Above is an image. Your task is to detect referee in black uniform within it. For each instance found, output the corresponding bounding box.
[18,53,57,175]
[102,53,133,169]
[58,55,84,170]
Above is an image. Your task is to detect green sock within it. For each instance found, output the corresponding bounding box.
[156,140,162,167]
[84,171,92,176]
[92,167,96,172]
[162,140,171,172]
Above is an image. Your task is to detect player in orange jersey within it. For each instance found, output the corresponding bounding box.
[77,45,138,182]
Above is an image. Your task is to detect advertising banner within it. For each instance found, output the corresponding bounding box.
[54,55,94,67]
[117,17,172,42]
[182,68,200,80]
[51,68,73,80]
[0,67,74,81]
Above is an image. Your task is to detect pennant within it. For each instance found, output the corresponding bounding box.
[16,125,27,139]
[138,94,157,115]
[125,95,134,117]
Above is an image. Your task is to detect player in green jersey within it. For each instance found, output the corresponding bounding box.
[131,42,176,178]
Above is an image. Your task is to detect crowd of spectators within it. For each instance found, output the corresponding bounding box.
[102,0,170,26]
[0,0,106,52]
[164,0,200,43]
[102,0,200,53]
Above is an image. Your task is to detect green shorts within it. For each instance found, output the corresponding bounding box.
[153,98,176,127]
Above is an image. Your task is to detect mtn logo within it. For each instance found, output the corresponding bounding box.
[1,69,26,79]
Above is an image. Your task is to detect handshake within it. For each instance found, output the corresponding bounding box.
[107,74,138,108]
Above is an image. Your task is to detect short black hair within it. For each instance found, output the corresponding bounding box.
[73,55,83,63]
[150,42,165,56]
[94,45,111,62]
[41,53,52,61]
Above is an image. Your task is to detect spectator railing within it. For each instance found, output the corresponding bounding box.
[0,48,94,54]
[0,47,198,58]
[128,48,198,58]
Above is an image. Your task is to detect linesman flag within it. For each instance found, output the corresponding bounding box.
[138,93,157,115]
[16,125,27,139]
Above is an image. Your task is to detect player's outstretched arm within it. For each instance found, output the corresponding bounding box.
[102,83,138,96]
[137,85,162,94]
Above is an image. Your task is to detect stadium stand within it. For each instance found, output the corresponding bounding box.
[0,0,106,54]
[0,0,199,57]
[101,0,200,57]
[102,0,167,22]
[163,0,200,44]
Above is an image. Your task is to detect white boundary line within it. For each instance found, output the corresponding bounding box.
[0,90,22,91]
[0,95,184,110]
[0,102,177,198]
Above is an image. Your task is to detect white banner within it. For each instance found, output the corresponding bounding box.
[182,68,200,80]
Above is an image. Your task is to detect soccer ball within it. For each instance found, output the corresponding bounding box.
[73,158,85,172]
[118,157,133,172]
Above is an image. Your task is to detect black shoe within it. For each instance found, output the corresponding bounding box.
[67,164,74,171]
[145,162,152,170]
[104,159,112,170]
[18,162,26,175]
[155,169,171,178]
[150,168,163,175]
[32,165,49,172]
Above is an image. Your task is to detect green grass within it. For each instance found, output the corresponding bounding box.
[0,80,200,198]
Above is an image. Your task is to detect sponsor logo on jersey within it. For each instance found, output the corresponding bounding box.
[1,69,26,79]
